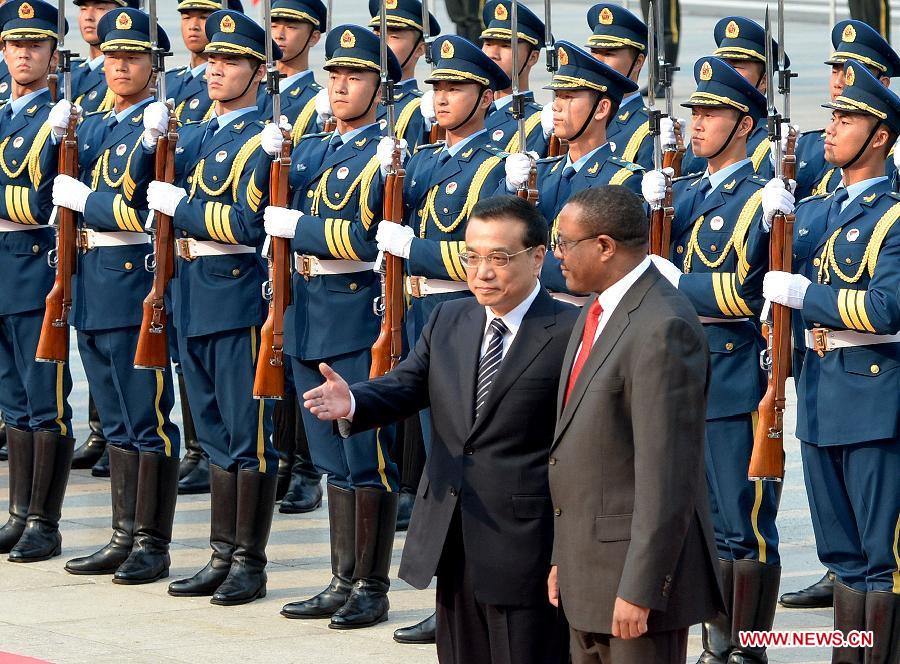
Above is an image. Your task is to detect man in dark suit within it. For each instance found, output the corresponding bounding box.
[546,185,723,664]
[303,195,577,664]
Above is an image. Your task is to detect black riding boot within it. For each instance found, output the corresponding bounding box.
[0,427,33,553]
[832,581,866,664]
[727,561,781,664]
[698,559,734,664]
[863,590,898,664]
[280,404,322,514]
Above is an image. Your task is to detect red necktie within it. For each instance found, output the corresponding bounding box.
[564,299,603,405]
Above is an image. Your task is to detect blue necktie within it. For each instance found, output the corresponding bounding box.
[827,188,849,229]
[324,134,341,158]
[438,149,452,165]
[475,318,509,418]
[558,166,576,204]
[202,117,219,144]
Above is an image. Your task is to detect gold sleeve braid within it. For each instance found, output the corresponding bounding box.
[112,194,143,232]
[439,239,467,280]
[420,155,502,237]
[4,186,36,224]
[750,139,770,172]
[621,121,650,163]
[817,199,900,286]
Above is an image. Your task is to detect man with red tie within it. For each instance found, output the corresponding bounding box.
[547,185,723,664]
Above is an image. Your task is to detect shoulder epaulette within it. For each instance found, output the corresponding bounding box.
[672,173,699,183]
[297,130,331,142]
[749,174,768,185]
[798,192,830,205]
[537,155,565,165]
[413,140,445,154]
[800,128,825,137]
[480,144,507,157]
[609,156,643,171]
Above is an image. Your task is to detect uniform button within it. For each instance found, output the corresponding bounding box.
[181,230,188,237]
[870,364,880,375]
[307,191,313,198]
[31,244,39,253]
[725,342,734,351]
[676,246,684,254]
[124,261,133,270]
[349,282,358,291]
[212,175,218,182]
[11,159,17,166]
[845,257,852,264]
[232,268,241,277]
[187,177,193,183]
[449,488,458,497]
[113,168,119,174]
[548,457,557,465]
[813,258,821,267]
[463,445,473,455]
[334,192,340,198]
[710,244,717,251]
[554,508,562,516]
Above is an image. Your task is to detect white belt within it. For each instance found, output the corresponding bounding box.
[550,292,591,307]
[295,255,375,277]
[699,316,750,325]
[78,229,150,251]
[407,276,469,297]
[0,218,47,232]
[804,328,900,354]
[175,238,256,261]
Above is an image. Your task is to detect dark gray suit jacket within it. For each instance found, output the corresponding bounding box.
[549,265,725,634]
[348,288,578,606]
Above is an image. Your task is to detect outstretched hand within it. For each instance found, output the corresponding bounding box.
[302,363,352,421]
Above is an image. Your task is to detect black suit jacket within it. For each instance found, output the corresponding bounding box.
[549,266,725,634]
[348,287,578,606]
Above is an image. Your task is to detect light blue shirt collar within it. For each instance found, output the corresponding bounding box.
[446,128,487,157]
[619,92,642,110]
[494,95,514,110]
[281,69,312,90]
[113,97,154,125]
[9,88,47,118]
[336,122,377,145]
[213,106,257,133]
[190,62,207,79]
[565,143,608,173]
[704,158,751,197]
[88,55,105,72]
[837,176,888,211]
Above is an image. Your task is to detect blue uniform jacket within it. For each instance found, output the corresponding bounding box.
[71,58,113,114]
[256,72,322,144]
[166,66,214,124]
[791,180,900,445]
[376,79,428,151]
[607,95,653,171]
[0,61,10,99]
[485,92,547,156]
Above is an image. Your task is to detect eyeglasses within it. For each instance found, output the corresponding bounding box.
[553,234,601,256]
[458,246,535,269]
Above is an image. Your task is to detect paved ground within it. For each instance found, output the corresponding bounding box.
[0,1,872,662]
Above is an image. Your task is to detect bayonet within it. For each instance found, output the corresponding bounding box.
[421,0,434,65]
[380,0,396,145]
[509,1,526,154]
[543,0,555,73]
[764,7,782,180]
[647,1,661,173]
[148,0,169,103]
[263,0,281,122]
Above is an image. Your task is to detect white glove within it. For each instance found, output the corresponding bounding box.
[420,89,436,127]
[315,88,332,124]
[376,136,409,176]
[768,122,796,163]
[264,206,301,238]
[641,167,673,206]
[376,220,415,259]
[660,116,679,147]
[505,151,538,189]
[47,100,81,140]
[893,135,900,171]
[649,254,682,288]
[147,180,187,217]
[261,117,292,157]
[761,178,796,231]
[540,104,554,138]
[52,174,91,214]
[142,101,170,150]
[763,271,811,309]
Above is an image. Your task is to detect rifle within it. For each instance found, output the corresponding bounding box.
[544,0,565,158]
[654,0,684,176]
[421,0,444,143]
[253,0,292,398]
[35,1,77,364]
[646,1,673,257]
[134,0,178,370]
[749,3,796,482]
[510,1,538,204]
[370,0,406,379]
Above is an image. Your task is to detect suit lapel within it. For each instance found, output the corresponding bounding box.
[468,289,554,440]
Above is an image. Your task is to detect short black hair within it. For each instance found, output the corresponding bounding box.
[565,185,648,248]
[469,195,549,248]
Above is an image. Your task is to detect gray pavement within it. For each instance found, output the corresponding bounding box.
[0,2,863,662]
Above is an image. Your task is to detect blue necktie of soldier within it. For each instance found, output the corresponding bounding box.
[475,318,509,419]
[201,117,219,144]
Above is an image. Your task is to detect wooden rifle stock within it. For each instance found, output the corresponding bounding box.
[36,107,79,363]
[648,177,674,258]
[548,135,568,158]
[429,124,446,144]
[253,132,293,398]
[324,117,337,134]
[748,127,797,481]
[134,113,179,370]
[369,153,406,379]
[517,162,539,205]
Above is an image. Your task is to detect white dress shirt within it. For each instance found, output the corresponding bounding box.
[589,256,651,346]
[479,280,542,360]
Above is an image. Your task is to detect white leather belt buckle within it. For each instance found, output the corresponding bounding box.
[78,229,151,251]
[175,238,256,261]
[406,276,470,297]
[805,328,900,355]
[294,255,375,278]
[0,218,47,232]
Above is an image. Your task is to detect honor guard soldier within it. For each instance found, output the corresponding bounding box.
[48,7,181,585]
[374,34,509,642]
[479,0,547,155]
[257,0,326,142]
[794,20,900,199]
[167,0,245,125]
[139,8,278,606]
[583,3,654,170]
[677,16,789,178]
[763,60,900,664]
[0,0,75,563]
[505,41,643,303]
[261,23,402,630]
[71,1,139,115]
[642,57,784,664]
[368,0,440,151]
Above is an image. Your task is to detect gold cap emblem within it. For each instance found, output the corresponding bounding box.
[116,12,132,30]
[843,24,857,43]
[725,20,739,39]
[599,7,614,25]
[220,14,236,33]
[18,3,34,19]
[440,39,454,59]
[700,60,713,81]
[340,29,356,48]
[494,3,508,21]
[558,46,568,66]
[386,0,398,8]
[846,64,855,86]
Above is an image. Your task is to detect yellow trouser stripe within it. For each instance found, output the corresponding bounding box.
[55,363,67,437]
[154,370,172,457]
[256,399,267,474]
[374,427,391,492]
[892,511,899,593]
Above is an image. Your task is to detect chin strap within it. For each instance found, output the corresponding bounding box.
[840,120,883,170]
[567,91,603,142]
[447,85,488,132]
[707,114,746,161]
[344,82,382,124]
[218,62,261,106]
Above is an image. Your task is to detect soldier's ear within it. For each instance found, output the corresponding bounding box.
[527,47,539,67]
[308,29,322,50]
[594,97,612,122]
[481,87,495,109]
[635,52,645,73]
[880,76,891,87]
